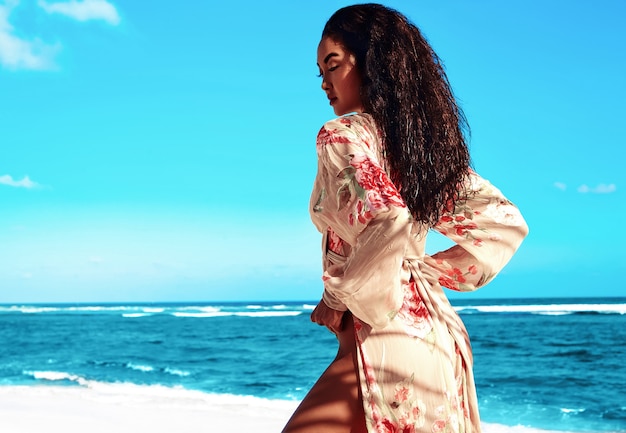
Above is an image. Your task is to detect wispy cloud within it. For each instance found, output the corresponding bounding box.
[577,183,617,194]
[0,174,39,188]
[0,0,121,70]
[554,182,618,194]
[38,0,120,25]
[0,1,59,70]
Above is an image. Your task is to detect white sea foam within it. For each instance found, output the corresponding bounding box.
[536,311,570,316]
[197,306,221,313]
[2,301,625,317]
[67,306,117,312]
[0,305,161,315]
[3,306,61,314]
[164,367,190,377]
[560,407,586,414]
[171,311,302,318]
[171,312,231,318]
[234,311,302,317]
[456,303,626,315]
[126,363,154,373]
[23,370,89,386]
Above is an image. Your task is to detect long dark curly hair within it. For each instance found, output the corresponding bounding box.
[322,3,471,226]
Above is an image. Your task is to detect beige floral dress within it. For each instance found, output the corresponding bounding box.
[309,114,528,433]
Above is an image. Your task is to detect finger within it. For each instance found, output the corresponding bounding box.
[310,308,320,323]
[311,315,325,327]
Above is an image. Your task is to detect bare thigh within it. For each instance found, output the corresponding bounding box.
[282,313,367,433]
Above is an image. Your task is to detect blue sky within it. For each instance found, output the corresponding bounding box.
[1,0,624,303]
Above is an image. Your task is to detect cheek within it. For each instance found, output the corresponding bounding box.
[345,68,362,97]
[348,77,362,102]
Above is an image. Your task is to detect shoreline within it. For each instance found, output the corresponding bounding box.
[0,384,584,433]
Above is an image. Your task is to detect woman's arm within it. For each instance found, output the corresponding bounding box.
[312,116,411,329]
[426,171,529,291]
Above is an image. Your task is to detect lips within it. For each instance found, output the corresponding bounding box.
[328,96,337,105]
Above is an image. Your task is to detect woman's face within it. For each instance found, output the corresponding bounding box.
[317,37,363,116]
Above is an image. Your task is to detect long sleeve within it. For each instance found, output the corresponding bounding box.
[310,115,411,329]
[323,207,412,329]
[425,171,529,291]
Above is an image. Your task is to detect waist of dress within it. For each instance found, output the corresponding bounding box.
[326,249,347,266]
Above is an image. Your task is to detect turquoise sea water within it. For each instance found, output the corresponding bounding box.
[0,297,624,432]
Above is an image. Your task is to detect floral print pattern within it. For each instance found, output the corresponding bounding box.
[396,282,433,340]
[316,121,405,229]
[309,114,528,433]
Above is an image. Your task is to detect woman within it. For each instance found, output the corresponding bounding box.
[283,4,528,433]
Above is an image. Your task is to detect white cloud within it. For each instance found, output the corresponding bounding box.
[38,0,120,25]
[0,1,59,70]
[577,183,617,194]
[0,174,39,188]
[553,182,567,191]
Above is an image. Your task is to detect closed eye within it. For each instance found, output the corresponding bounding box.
[317,65,339,78]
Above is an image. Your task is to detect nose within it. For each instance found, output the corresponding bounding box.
[321,76,331,91]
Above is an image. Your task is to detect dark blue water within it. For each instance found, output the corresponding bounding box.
[0,298,624,432]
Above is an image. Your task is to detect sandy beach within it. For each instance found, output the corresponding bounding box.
[0,385,575,433]
[0,385,298,433]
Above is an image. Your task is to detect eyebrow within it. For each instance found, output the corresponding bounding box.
[317,52,340,68]
[323,52,339,64]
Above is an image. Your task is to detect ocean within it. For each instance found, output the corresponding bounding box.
[0,297,624,433]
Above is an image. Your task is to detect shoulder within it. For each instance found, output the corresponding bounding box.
[318,113,377,136]
[316,113,379,150]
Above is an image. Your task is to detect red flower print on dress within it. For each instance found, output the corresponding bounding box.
[377,418,398,433]
[395,385,411,403]
[316,127,352,148]
[438,274,458,290]
[436,261,484,291]
[399,425,416,433]
[350,154,404,206]
[446,267,466,284]
[354,318,363,332]
[454,222,478,237]
[397,400,426,431]
[327,228,344,255]
[331,151,405,226]
[436,207,489,247]
[338,116,353,126]
[335,151,406,226]
[397,282,433,339]
[432,419,447,432]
